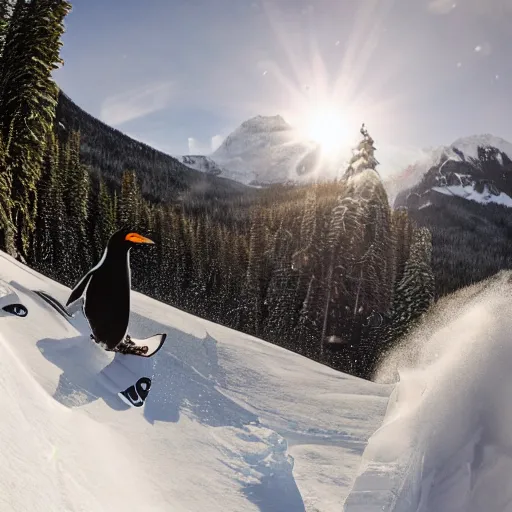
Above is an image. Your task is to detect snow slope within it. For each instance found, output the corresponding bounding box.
[0,251,390,512]
[431,184,512,207]
[344,272,512,512]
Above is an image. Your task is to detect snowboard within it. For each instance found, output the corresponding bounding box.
[34,290,166,357]
[33,289,167,408]
[0,281,28,318]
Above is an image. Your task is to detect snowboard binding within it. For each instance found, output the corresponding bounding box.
[90,334,149,356]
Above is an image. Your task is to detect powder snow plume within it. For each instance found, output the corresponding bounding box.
[345,272,512,511]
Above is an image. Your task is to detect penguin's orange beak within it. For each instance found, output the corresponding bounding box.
[125,232,155,244]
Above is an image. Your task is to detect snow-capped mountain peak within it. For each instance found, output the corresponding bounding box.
[387,134,512,209]
[210,115,326,185]
[236,114,291,134]
[450,134,512,161]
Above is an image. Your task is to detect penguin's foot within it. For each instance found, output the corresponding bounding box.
[114,335,149,356]
[90,334,110,351]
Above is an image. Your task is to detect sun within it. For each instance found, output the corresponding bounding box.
[305,107,351,157]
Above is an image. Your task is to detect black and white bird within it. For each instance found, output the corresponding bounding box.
[66,228,154,351]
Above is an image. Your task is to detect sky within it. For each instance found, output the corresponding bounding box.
[54,0,512,175]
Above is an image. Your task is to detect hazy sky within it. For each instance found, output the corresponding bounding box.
[54,0,512,174]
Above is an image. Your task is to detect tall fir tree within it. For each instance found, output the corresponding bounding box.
[244,208,267,336]
[93,177,115,260]
[63,130,91,282]
[166,209,188,305]
[342,124,379,181]
[0,0,13,59]
[368,226,435,376]
[319,195,365,358]
[119,170,141,229]
[391,227,435,329]
[32,131,59,272]
[0,132,13,253]
[392,209,414,283]
[263,223,296,346]
[0,0,71,257]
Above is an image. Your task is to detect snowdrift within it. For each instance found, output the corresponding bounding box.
[345,272,512,512]
[0,251,389,512]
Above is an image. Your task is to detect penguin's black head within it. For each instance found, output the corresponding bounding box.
[108,228,155,251]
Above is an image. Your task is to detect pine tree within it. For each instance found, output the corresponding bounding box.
[392,209,414,283]
[263,223,296,346]
[93,177,115,260]
[188,217,209,314]
[291,189,317,272]
[132,200,154,293]
[63,131,91,281]
[295,274,323,357]
[0,0,13,59]
[119,170,141,229]
[32,131,59,272]
[223,233,248,330]
[0,0,71,257]
[291,188,322,354]
[150,207,170,302]
[244,208,267,335]
[320,195,364,361]
[166,209,187,305]
[0,132,14,253]
[357,181,395,316]
[369,226,435,374]
[342,124,379,181]
[392,227,435,328]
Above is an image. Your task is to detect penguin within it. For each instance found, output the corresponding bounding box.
[66,228,155,350]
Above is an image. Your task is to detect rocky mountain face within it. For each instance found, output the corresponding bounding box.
[391,135,512,299]
[393,135,512,210]
[175,155,225,177]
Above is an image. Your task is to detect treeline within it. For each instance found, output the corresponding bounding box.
[0,1,436,379]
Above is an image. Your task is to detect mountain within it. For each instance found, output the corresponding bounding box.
[0,250,388,511]
[388,135,512,299]
[388,134,512,209]
[175,155,226,176]
[56,92,250,204]
[210,115,328,185]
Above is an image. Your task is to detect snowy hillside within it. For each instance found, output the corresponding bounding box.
[386,134,512,206]
[0,250,390,512]
[211,115,330,185]
[345,272,512,512]
[3,247,512,511]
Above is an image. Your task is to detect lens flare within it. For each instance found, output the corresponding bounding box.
[306,107,350,157]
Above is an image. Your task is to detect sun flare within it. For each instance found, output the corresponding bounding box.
[306,107,350,157]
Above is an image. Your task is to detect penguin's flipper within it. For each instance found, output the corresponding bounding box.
[66,271,93,306]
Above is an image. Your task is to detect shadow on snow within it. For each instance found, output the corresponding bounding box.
[29,290,305,512]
